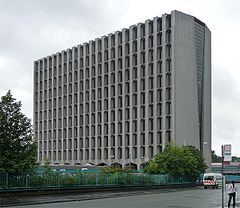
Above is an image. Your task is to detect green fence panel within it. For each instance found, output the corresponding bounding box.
[0,172,197,192]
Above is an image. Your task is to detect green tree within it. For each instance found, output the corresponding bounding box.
[232,156,240,162]
[211,150,222,162]
[0,91,37,173]
[144,145,207,179]
[102,163,134,174]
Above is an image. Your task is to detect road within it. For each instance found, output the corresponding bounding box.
[1,186,240,207]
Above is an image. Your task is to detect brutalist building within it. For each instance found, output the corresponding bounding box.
[34,10,211,169]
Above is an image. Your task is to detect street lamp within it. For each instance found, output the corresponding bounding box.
[110,155,115,166]
[221,145,224,208]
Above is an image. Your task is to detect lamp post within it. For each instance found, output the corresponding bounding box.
[221,145,224,208]
[110,155,115,166]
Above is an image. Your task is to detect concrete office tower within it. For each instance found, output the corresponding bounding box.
[33,10,211,169]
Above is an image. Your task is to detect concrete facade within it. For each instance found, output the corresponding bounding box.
[33,10,211,169]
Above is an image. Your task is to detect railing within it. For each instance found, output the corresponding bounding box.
[225,175,240,183]
[0,172,195,192]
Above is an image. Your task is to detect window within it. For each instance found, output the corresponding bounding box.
[140,38,145,51]
[148,63,153,75]
[125,43,130,55]
[148,21,153,34]
[118,59,122,70]
[157,18,162,31]
[140,79,145,91]
[118,84,122,95]
[125,95,130,107]
[166,88,171,100]
[157,33,162,46]
[140,92,145,105]
[140,66,145,77]
[132,94,137,105]
[110,110,115,122]
[148,77,153,90]
[97,39,102,51]
[125,121,130,133]
[125,56,130,68]
[140,106,145,118]
[132,67,137,79]
[125,82,130,94]
[118,32,122,45]
[125,29,129,42]
[110,97,115,109]
[148,49,153,62]
[157,61,162,74]
[132,41,137,53]
[157,131,162,144]
[104,99,108,110]
[118,71,122,82]
[132,107,137,119]
[104,37,108,49]
[166,74,171,86]
[148,91,153,104]
[140,24,145,37]
[125,69,130,81]
[157,89,162,102]
[157,103,162,116]
[118,45,122,57]
[140,52,145,64]
[133,134,137,145]
[118,97,122,108]
[110,85,115,97]
[157,75,162,88]
[111,35,115,47]
[148,132,153,145]
[104,50,108,61]
[118,122,122,134]
[148,35,153,48]
[118,109,122,121]
[132,120,137,132]
[166,45,171,58]
[111,48,115,59]
[132,81,137,92]
[125,108,130,120]
[166,30,171,44]
[148,118,153,131]
[140,133,145,145]
[132,27,137,39]
[125,135,130,146]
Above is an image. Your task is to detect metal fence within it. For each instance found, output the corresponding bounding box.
[0,172,194,192]
[225,174,240,183]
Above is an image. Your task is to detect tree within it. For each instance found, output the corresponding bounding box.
[102,163,133,174]
[144,145,207,179]
[232,156,240,162]
[0,91,37,173]
[211,150,222,163]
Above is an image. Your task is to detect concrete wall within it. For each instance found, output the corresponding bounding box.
[172,11,200,148]
[202,26,212,167]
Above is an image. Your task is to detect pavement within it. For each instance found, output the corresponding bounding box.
[0,186,240,208]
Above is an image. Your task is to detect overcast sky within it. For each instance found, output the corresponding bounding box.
[0,0,239,156]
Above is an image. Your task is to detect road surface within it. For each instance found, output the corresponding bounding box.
[1,186,239,207]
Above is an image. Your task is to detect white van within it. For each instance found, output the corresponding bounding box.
[203,173,223,189]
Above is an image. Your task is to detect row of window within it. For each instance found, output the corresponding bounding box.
[35,102,171,125]
[36,115,171,139]
[38,132,163,151]
[34,45,172,84]
[35,77,171,104]
[35,16,173,71]
[39,144,164,161]
[35,60,167,88]
[36,73,171,96]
